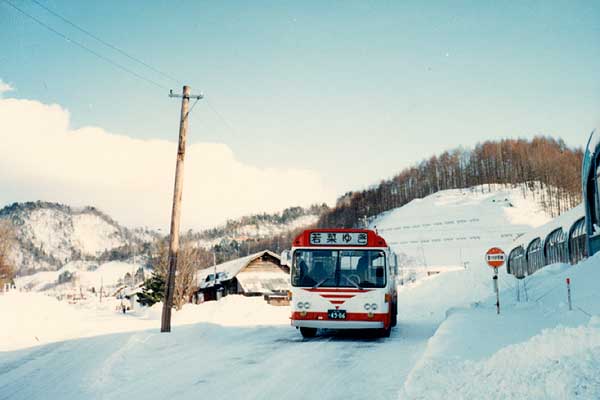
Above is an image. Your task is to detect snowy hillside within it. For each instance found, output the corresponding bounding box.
[195,213,319,248]
[191,205,325,249]
[371,184,552,269]
[0,202,157,275]
[234,214,318,238]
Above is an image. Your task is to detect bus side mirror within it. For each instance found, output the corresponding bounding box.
[280,250,291,267]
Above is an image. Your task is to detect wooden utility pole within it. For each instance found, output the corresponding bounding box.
[161,85,203,332]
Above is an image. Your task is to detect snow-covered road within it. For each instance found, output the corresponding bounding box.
[0,290,440,400]
[0,317,434,400]
[0,324,432,399]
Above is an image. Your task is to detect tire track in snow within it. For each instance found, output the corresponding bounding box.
[88,332,155,392]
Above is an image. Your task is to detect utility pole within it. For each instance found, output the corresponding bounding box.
[161,85,203,333]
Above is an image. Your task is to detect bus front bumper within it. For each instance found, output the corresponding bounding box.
[291,311,387,330]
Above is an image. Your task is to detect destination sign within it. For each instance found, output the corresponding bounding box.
[309,232,368,246]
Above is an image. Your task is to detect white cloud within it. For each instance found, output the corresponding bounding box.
[0,98,334,229]
[0,80,14,96]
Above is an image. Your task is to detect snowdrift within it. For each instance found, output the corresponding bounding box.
[401,253,600,400]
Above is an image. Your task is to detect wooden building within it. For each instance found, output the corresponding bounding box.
[195,250,289,302]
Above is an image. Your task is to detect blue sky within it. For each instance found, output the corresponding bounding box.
[2,0,600,200]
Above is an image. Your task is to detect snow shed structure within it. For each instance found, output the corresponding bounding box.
[507,205,586,278]
[195,250,289,301]
[583,129,600,256]
[506,129,600,278]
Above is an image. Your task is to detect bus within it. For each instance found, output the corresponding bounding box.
[281,229,398,338]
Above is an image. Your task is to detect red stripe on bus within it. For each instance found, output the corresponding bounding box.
[319,294,355,299]
[329,300,346,305]
[303,288,372,293]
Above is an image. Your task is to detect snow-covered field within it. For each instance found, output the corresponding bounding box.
[0,294,290,352]
[15,260,145,293]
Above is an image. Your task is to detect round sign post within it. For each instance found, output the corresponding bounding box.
[486,247,506,268]
[485,247,505,315]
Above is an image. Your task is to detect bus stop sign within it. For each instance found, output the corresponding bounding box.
[486,247,505,268]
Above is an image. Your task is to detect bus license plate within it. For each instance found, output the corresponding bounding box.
[328,310,347,320]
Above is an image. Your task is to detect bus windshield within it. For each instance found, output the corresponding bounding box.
[291,249,386,288]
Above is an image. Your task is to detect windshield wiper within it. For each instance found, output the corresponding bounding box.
[313,278,329,289]
[342,275,362,290]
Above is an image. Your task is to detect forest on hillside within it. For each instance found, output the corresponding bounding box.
[186,204,328,241]
[317,136,583,229]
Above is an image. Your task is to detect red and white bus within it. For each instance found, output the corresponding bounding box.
[281,229,398,338]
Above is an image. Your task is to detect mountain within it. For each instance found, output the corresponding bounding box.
[0,201,327,279]
[183,204,328,262]
[0,201,157,276]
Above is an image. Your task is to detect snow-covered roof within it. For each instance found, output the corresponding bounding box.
[511,203,584,249]
[236,271,290,293]
[196,250,281,288]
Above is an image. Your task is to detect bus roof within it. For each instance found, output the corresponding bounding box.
[292,229,388,248]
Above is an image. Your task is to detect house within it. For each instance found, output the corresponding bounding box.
[113,282,143,311]
[195,250,289,302]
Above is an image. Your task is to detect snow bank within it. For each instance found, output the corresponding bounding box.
[0,292,88,351]
[402,319,600,400]
[141,295,290,327]
[401,253,600,400]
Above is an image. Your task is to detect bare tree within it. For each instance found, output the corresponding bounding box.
[173,243,202,309]
[0,220,16,288]
[151,239,205,310]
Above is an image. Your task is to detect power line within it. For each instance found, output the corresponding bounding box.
[6,0,242,135]
[205,98,239,135]
[2,0,169,90]
[29,0,182,85]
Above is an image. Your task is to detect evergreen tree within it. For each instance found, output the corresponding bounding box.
[137,272,165,307]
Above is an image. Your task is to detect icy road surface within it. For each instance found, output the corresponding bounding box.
[0,291,438,400]
[0,323,434,400]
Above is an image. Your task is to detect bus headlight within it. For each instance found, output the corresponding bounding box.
[371,303,377,311]
[364,303,371,311]
[297,302,304,310]
[303,302,311,309]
